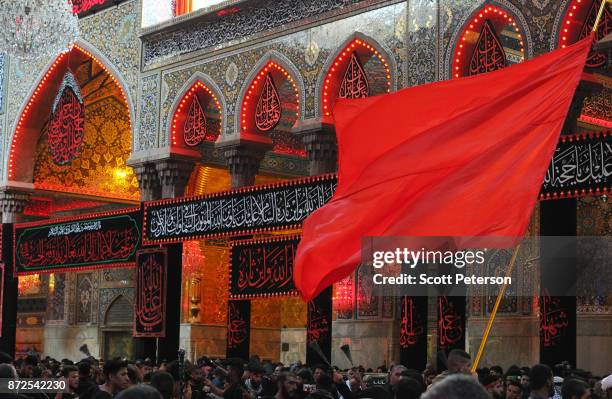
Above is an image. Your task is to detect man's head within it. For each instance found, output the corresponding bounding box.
[506,380,523,399]
[482,375,504,399]
[394,377,425,399]
[20,355,38,377]
[446,350,472,375]
[520,372,530,389]
[248,363,265,385]
[78,359,92,378]
[0,363,18,379]
[226,358,244,384]
[562,379,590,399]
[421,374,491,399]
[313,365,327,383]
[103,358,130,392]
[150,371,174,399]
[277,372,298,398]
[389,364,408,386]
[62,365,79,392]
[530,364,553,395]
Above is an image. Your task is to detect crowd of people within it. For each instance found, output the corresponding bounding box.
[0,349,609,399]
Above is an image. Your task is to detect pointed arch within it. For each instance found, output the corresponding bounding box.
[5,39,135,184]
[445,1,533,79]
[555,0,611,68]
[104,295,133,325]
[315,32,398,118]
[167,72,227,147]
[233,51,306,137]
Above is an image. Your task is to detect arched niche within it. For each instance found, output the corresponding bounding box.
[557,0,611,68]
[318,34,394,118]
[168,73,227,149]
[451,4,527,78]
[237,53,306,156]
[8,43,138,201]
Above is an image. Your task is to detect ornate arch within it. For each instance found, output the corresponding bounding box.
[5,39,135,182]
[315,32,398,118]
[233,51,306,137]
[554,0,611,68]
[444,1,534,80]
[104,294,133,325]
[166,72,227,147]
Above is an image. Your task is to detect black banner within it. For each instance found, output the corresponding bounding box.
[540,132,611,199]
[229,236,299,299]
[14,208,141,275]
[400,296,428,370]
[226,300,251,360]
[143,175,336,244]
[437,296,466,354]
[539,199,576,367]
[134,249,167,338]
[307,287,333,367]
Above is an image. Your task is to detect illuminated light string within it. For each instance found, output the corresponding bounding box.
[559,0,611,67]
[171,81,222,147]
[323,39,392,117]
[453,5,525,78]
[8,45,131,180]
[241,61,299,132]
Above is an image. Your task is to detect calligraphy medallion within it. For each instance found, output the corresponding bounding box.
[255,74,282,132]
[48,72,85,165]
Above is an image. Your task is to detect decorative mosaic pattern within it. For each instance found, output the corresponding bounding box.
[582,88,612,122]
[0,53,4,113]
[99,287,135,325]
[79,0,139,103]
[138,74,160,151]
[47,274,67,321]
[76,274,94,323]
[102,268,135,283]
[577,196,611,313]
[142,0,400,68]
[159,3,406,146]
[33,96,139,200]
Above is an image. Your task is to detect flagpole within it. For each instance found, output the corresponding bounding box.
[593,0,610,32]
[471,243,521,372]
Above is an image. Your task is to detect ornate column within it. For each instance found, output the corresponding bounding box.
[155,158,195,199]
[0,190,30,224]
[216,134,273,188]
[132,163,161,202]
[293,119,337,176]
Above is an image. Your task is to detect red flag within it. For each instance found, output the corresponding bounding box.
[294,35,593,301]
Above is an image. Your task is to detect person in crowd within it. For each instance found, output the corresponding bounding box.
[421,374,491,399]
[482,374,504,399]
[19,355,38,378]
[521,371,531,394]
[386,364,408,394]
[312,366,328,385]
[114,385,163,399]
[150,371,175,399]
[76,359,97,398]
[245,363,273,398]
[393,377,424,399]
[529,364,554,399]
[126,364,141,387]
[446,350,472,375]
[506,380,525,399]
[561,379,591,399]
[274,372,299,399]
[55,365,79,399]
[0,363,29,399]
[92,358,130,399]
